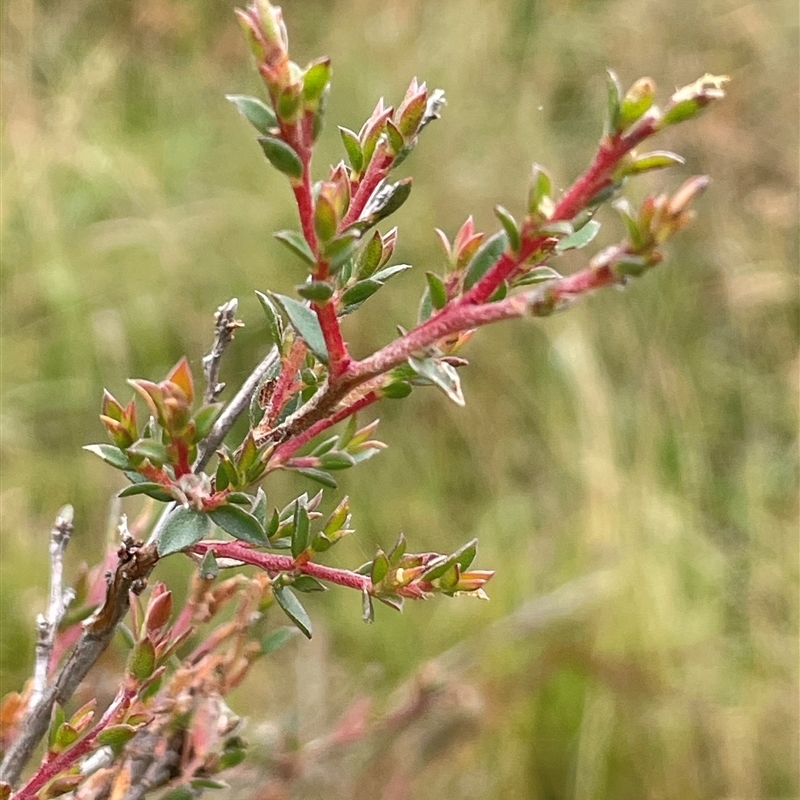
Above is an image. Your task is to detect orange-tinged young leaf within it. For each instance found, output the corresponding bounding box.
[68,698,96,733]
[144,585,173,637]
[166,357,194,405]
[101,389,125,422]
[453,215,476,254]
[128,379,165,423]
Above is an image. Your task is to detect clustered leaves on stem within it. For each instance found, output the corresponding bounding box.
[2,0,726,796]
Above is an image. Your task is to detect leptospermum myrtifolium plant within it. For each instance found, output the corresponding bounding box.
[0,2,727,797]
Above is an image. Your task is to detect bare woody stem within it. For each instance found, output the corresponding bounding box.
[0,540,159,787]
[202,298,243,404]
[31,506,75,708]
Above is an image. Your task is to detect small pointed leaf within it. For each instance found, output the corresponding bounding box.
[424,272,447,310]
[407,357,465,406]
[84,444,131,471]
[118,482,173,503]
[226,94,277,135]
[555,219,601,253]
[258,136,303,182]
[209,505,268,546]
[339,126,364,172]
[273,586,313,638]
[463,231,507,291]
[271,293,329,364]
[156,507,212,557]
[255,290,284,347]
[297,281,335,302]
[274,230,315,267]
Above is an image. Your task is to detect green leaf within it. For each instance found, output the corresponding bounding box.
[118,482,173,502]
[528,163,553,218]
[612,254,651,277]
[273,586,313,638]
[323,496,350,536]
[271,293,329,364]
[376,594,404,612]
[193,403,223,442]
[156,507,212,557]
[612,197,645,249]
[258,136,303,182]
[382,380,412,399]
[539,220,574,237]
[209,504,268,546]
[388,532,407,566]
[370,550,390,584]
[356,231,383,278]
[255,290,284,347]
[360,178,413,227]
[199,549,219,580]
[190,779,228,791]
[83,444,131,471]
[127,637,156,681]
[338,126,364,172]
[297,280,335,302]
[622,150,685,177]
[661,98,704,126]
[314,194,338,244]
[340,279,381,309]
[619,79,655,128]
[370,263,412,283]
[555,219,601,253]
[494,206,521,253]
[325,230,362,272]
[303,58,332,104]
[513,265,562,287]
[226,491,253,504]
[292,575,328,593]
[418,287,433,323]
[252,487,268,527]
[274,230,315,267]
[97,724,139,751]
[225,94,277,135]
[261,627,296,654]
[605,69,623,134]
[291,502,310,558]
[407,357,465,406]
[362,588,375,623]
[463,231,507,291]
[425,272,447,311]
[237,432,259,474]
[293,466,337,488]
[318,451,356,470]
[160,788,194,800]
[454,538,478,572]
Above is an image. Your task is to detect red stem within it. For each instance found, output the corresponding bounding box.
[263,338,307,430]
[271,390,379,464]
[465,127,654,305]
[15,688,134,800]
[314,301,351,380]
[190,541,370,593]
[339,149,394,230]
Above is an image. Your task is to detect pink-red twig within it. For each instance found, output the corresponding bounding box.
[271,390,379,464]
[190,541,370,592]
[339,149,394,230]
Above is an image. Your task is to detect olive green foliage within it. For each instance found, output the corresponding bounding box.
[1,0,797,797]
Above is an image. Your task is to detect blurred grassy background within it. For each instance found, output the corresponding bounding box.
[1,0,797,797]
